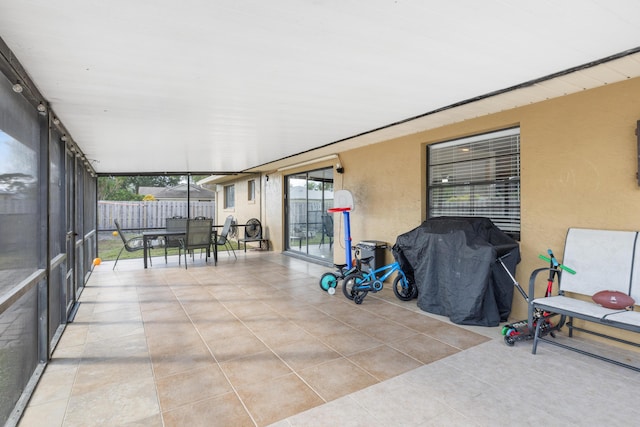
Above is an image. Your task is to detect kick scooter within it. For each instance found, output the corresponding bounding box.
[500,249,576,346]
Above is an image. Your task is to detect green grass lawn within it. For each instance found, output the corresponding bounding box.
[98,236,241,261]
[98,233,327,262]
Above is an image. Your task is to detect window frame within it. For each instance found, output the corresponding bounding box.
[427,127,521,240]
[247,179,255,202]
[224,184,235,209]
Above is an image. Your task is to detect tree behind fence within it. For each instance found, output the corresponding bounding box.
[99,200,216,230]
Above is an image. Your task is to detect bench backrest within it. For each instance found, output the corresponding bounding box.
[561,228,639,301]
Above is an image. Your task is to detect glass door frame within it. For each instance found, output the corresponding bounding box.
[284,167,334,262]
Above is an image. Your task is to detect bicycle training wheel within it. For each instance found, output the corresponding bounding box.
[354,290,368,304]
[342,272,366,300]
[319,272,339,292]
[392,275,418,301]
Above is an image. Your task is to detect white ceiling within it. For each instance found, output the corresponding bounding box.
[1,0,640,174]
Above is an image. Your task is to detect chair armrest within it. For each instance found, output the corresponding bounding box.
[528,267,552,302]
[126,236,145,249]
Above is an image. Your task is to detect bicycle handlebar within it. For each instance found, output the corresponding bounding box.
[538,252,576,275]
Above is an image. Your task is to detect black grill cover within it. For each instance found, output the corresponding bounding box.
[392,217,519,326]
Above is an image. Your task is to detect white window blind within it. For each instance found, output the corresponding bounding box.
[428,128,520,238]
[224,184,235,209]
[248,179,255,201]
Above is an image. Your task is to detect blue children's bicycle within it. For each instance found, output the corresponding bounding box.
[318,246,368,293]
[342,248,417,304]
[319,262,356,293]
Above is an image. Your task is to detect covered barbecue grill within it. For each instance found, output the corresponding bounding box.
[393,217,519,326]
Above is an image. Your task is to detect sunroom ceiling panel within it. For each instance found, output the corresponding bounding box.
[0,1,639,173]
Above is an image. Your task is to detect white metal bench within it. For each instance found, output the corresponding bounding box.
[528,228,640,371]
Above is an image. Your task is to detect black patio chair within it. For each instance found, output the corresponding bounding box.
[214,215,237,259]
[113,219,151,270]
[164,216,187,263]
[319,213,333,249]
[179,218,213,269]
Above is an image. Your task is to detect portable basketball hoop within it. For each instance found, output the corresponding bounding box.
[328,190,355,268]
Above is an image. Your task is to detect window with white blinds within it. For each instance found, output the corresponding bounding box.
[224,184,235,209]
[428,127,520,239]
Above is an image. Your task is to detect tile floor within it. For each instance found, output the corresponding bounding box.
[16,251,640,426]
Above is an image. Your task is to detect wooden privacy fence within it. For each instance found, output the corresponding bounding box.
[99,200,215,231]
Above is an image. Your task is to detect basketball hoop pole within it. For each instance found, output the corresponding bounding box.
[343,210,352,269]
[327,207,352,269]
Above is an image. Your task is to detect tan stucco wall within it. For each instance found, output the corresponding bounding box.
[259,76,640,325]
[263,173,282,246]
[210,177,265,237]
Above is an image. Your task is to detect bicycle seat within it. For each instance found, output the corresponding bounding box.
[334,263,347,269]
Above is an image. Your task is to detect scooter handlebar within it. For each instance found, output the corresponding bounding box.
[538,253,576,275]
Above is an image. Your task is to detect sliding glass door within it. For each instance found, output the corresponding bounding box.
[285,167,334,262]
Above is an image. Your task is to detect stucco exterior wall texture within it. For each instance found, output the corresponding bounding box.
[264,76,640,327]
[215,178,263,237]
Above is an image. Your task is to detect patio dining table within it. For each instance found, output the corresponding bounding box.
[142,228,218,268]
